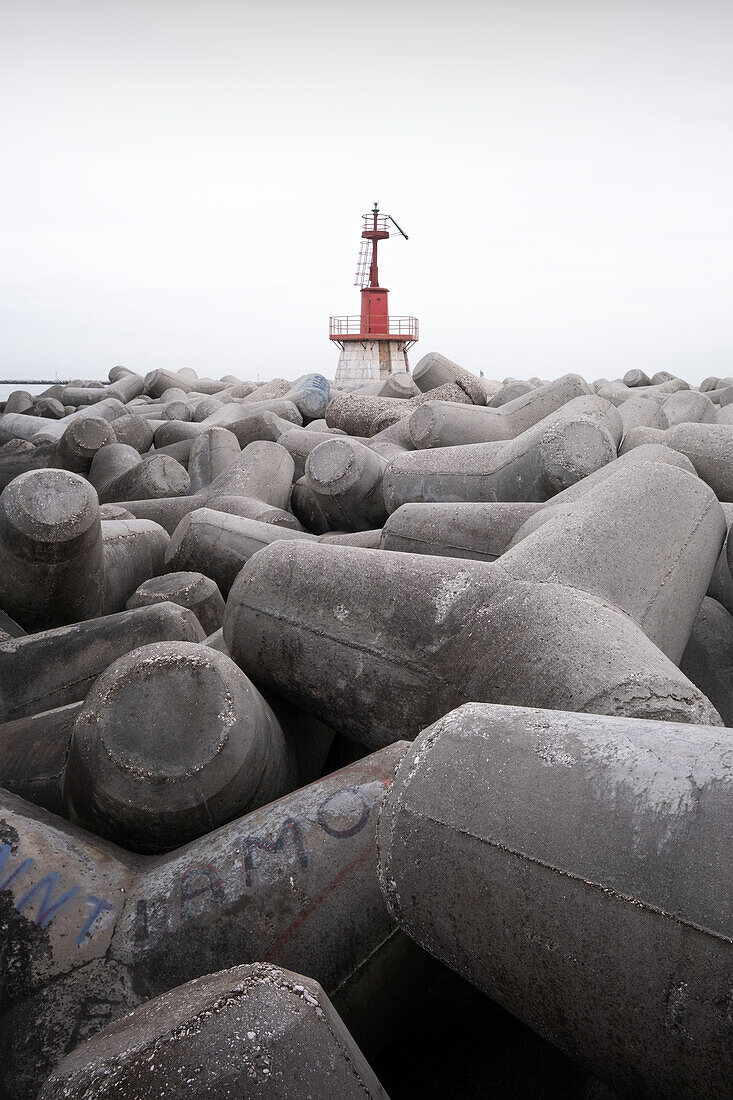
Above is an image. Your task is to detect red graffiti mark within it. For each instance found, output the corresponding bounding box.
[263,771,393,956]
[264,843,373,960]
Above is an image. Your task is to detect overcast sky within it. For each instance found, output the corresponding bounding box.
[1,0,731,384]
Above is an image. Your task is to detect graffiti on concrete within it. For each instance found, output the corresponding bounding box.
[0,842,115,945]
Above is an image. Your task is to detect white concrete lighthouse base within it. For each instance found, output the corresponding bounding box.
[334,341,410,390]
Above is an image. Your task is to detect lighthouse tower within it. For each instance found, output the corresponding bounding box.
[330,203,419,389]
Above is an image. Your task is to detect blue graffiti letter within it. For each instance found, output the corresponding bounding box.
[16,872,79,928]
[0,843,34,890]
[76,895,115,947]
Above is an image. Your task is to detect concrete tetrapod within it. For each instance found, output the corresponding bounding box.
[376,702,733,1099]
[152,397,302,447]
[155,437,195,467]
[617,392,663,436]
[88,442,142,497]
[144,368,200,397]
[191,395,224,421]
[99,504,135,519]
[708,503,733,613]
[623,368,652,387]
[0,438,57,493]
[289,477,333,534]
[32,395,64,417]
[108,412,155,453]
[651,388,717,429]
[165,509,316,597]
[717,505,733,592]
[380,443,696,560]
[117,440,296,534]
[407,372,591,448]
[379,370,419,399]
[283,372,331,421]
[38,399,127,439]
[320,529,383,548]
[38,963,389,1099]
[61,642,320,852]
[382,501,544,560]
[622,422,733,500]
[240,378,291,403]
[489,380,534,405]
[127,570,225,632]
[206,408,301,450]
[0,603,205,722]
[680,596,733,726]
[0,468,105,630]
[101,517,170,614]
[187,426,241,493]
[411,351,486,402]
[200,444,296,505]
[0,411,61,445]
[98,452,191,504]
[382,400,619,510]
[0,702,82,816]
[3,389,34,414]
[55,415,116,475]
[223,539,720,752]
[279,425,350,480]
[0,741,410,1095]
[326,380,484,437]
[325,393,427,437]
[0,402,124,447]
[369,415,414,451]
[304,437,388,532]
[0,607,24,640]
[0,682,332,827]
[496,459,724,663]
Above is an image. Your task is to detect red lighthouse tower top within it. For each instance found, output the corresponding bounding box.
[329,203,418,350]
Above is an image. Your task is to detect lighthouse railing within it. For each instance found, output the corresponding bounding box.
[362,214,390,233]
[329,316,419,340]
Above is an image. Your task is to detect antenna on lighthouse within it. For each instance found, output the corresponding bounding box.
[387,215,409,240]
[354,203,409,284]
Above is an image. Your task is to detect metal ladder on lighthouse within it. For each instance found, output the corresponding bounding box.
[354,240,373,287]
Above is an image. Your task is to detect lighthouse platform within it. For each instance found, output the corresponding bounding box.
[329,316,419,387]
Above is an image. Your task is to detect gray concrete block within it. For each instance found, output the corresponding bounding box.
[224,539,720,750]
[411,352,486,403]
[127,570,225,633]
[0,468,105,630]
[109,413,155,453]
[0,741,408,1093]
[408,373,591,448]
[98,452,191,504]
[62,641,307,851]
[165,509,316,596]
[187,427,241,493]
[38,962,389,1099]
[0,603,205,722]
[377,701,733,1099]
[56,415,116,475]
[304,437,388,532]
[383,399,619,511]
[680,596,733,725]
[101,517,170,614]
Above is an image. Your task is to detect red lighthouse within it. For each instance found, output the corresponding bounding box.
[330,203,419,388]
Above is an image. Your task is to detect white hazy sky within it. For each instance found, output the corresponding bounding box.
[1,0,732,384]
